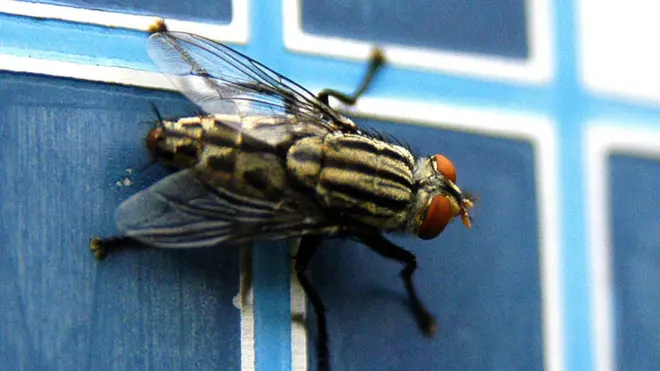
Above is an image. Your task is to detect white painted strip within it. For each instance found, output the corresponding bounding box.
[283,0,554,84]
[585,125,614,371]
[0,0,249,43]
[290,238,308,371]
[342,96,554,141]
[0,54,173,89]
[237,243,256,371]
[240,292,255,371]
[535,114,563,371]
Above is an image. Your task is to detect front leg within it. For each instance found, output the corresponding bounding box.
[358,233,437,335]
[317,48,385,107]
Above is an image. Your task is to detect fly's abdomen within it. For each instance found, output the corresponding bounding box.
[147,116,206,169]
[287,133,415,230]
[149,115,290,201]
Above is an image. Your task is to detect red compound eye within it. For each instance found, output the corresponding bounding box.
[146,128,163,156]
[417,195,454,240]
[433,154,456,183]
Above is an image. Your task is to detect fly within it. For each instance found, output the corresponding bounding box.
[91,20,474,371]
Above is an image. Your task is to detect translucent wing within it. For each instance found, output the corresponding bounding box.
[115,169,335,248]
[146,31,354,139]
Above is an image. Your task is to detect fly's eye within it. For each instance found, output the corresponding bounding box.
[433,154,457,183]
[418,195,456,240]
[146,128,163,155]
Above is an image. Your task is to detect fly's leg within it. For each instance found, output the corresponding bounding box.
[359,234,437,335]
[295,235,330,371]
[317,48,385,107]
[89,237,133,260]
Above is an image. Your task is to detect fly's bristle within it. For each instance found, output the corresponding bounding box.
[147,19,167,34]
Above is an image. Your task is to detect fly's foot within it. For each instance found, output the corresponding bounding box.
[369,47,386,70]
[89,237,107,260]
[148,19,167,34]
[89,237,130,260]
[419,312,437,336]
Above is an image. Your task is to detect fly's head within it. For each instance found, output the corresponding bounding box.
[409,154,474,240]
[146,120,201,170]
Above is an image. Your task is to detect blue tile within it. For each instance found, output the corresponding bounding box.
[609,154,660,370]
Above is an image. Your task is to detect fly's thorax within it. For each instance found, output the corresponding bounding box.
[408,155,469,239]
[286,132,416,230]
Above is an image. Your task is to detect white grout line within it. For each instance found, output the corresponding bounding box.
[237,243,256,371]
[289,238,308,371]
[0,54,174,89]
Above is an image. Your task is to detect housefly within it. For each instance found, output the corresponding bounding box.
[91,20,474,371]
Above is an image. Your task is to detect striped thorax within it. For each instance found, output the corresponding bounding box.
[287,132,415,230]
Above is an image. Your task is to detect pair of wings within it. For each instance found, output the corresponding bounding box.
[116,30,354,248]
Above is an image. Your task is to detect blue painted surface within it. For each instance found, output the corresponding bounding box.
[301,0,528,59]
[20,0,232,23]
[609,154,660,371]
[1,6,556,370]
[253,241,292,371]
[6,0,660,368]
[0,72,242,370]
[306,119,543,370]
